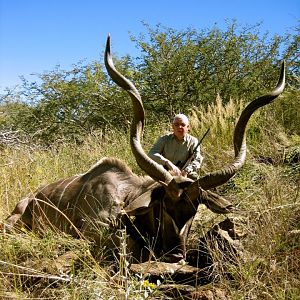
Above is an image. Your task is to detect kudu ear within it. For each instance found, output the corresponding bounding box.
[201,190,236,214]
[123,188,154,216]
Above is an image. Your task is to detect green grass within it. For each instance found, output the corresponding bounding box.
[0,95,299,299]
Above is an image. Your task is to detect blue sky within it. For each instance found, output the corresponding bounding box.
[0,0,299,93]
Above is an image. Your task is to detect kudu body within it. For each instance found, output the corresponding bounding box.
[2,36,286,262]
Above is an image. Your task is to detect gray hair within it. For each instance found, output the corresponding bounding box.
[172,114,189,125]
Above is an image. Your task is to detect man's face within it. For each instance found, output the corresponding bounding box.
[172,117,189,140]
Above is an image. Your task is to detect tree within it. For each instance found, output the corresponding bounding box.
[0,20,298,144]
[131,21,299,118]
[0,57,136,144]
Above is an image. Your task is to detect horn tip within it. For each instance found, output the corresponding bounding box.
[106,34,111,45]
[105,34,111,57]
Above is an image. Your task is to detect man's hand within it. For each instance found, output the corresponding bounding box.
[165,161,182,176]
[181,170,188,177]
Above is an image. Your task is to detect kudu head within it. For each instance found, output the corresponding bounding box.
[104,35,286,226]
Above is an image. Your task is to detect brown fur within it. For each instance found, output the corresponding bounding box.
[3,53,285,263]
[3,156,211,262]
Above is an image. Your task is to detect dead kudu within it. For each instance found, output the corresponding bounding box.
[2,36,286,263]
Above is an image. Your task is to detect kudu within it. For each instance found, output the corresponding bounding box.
[2,35,286,263]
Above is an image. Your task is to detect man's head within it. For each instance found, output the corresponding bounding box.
[172,114,189,140]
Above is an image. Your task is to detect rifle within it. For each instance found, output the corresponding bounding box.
[178,128,210,171]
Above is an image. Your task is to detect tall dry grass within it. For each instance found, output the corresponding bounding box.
[189,95,300,299]
[0,95,299,299]
[0,129,164,299]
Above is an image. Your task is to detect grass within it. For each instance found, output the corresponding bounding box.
[0,95,299,299]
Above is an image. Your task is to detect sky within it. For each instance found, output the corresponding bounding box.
[0,0,299,93]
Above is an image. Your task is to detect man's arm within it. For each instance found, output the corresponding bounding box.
[148,136,182,175]
[148,136,168,165]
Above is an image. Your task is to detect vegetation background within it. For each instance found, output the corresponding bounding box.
[0,22,299,299]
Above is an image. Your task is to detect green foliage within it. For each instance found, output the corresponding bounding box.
[0,59,134,144]
[0,21,299,144]
[132,21,299,118]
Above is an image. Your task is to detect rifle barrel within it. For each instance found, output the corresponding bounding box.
[181,128,210,170]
